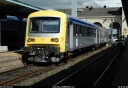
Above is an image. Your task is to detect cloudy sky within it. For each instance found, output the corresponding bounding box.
[19,0,122,9]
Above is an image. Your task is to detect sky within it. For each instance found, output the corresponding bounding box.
[18,0,122,9]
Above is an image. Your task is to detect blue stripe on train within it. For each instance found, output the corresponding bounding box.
[69,17,96,28]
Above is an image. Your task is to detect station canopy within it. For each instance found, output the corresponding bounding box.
[0,0,45,19]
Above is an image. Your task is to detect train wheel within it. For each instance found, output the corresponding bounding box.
[26,60,32,65]
[63,52,71,63]
[21,52,29,66]
[54,62,60,66]
[94,45,98,51]
[91,47,95,52]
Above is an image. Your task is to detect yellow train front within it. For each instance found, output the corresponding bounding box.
[24,10,67,62]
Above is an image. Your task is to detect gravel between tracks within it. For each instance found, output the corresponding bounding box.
[0,60,25,73]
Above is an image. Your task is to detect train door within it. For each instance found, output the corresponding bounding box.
[66,21,73,51]
[69,21,73,51]
[95,28,98,44]
[66,21,70,51]
[97,28,100,44]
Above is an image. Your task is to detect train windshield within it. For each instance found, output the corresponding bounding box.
[29,17,60,33]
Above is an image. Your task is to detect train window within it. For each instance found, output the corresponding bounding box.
[85,27,87,36]
[29,17,60,33]
[30,20,40,32]
[91,28,93,37]
[76,24,79,36]
[90,28,92,36]
[89,28,91,36]
[93,28,96,37]
[74,24,79,37]
[89,27,91,36]
[67,22,70,36]
[92,28,94,37]
[76,24,77,36]
[84,26,87,37]
[82,26,85,37]
[86,27,89,37]
[79,25,82,36]
[42,20,60,33]
[68,22,70,30]
[76,25,79,36]
[73,24,76,36]
[97,29,99,36]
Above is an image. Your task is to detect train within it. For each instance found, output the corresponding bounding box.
[23,10,109,63]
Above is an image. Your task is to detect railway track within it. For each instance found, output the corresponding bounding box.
[47,45,123,86]
[0,64,55,85]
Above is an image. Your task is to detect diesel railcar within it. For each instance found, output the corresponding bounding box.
[24,10,109,62]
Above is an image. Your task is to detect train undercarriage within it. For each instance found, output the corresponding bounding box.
[23,43,107,64]
[23,46,68,62]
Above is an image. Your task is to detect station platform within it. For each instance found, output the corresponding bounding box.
[0,50,23,62]
[113,41,128,86]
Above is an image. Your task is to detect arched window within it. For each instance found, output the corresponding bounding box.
[94,22,102,27]
[109,22,121,39]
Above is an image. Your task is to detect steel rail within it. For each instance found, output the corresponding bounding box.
[0,64,55,85]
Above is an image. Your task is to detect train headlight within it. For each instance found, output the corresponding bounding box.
[27,38,35,42]
[27,38,32,42]
[54,38,59,42]
[31,38,35,42]
[51,38,54,42]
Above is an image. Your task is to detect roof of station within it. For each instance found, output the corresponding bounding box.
[0,0,45,19]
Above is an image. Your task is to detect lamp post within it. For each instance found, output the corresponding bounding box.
[71,0,77,18]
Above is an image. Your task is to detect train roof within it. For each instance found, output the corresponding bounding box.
[68,17,96,28]
[28,10,104,29]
